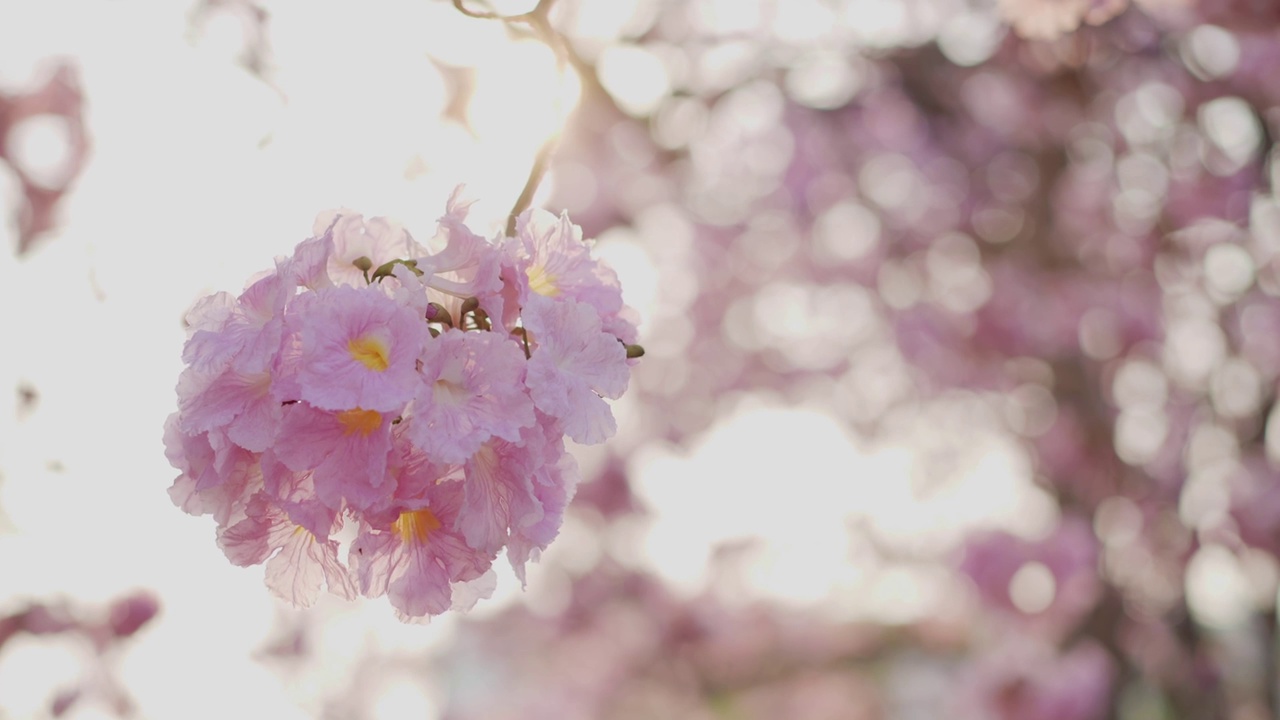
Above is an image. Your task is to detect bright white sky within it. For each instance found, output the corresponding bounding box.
[0,1,1041,718]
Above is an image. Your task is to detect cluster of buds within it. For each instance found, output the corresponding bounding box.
[164,189,641,620]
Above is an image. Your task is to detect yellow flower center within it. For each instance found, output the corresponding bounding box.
[348,335,390,371]
[526,264,560,297]
[393,508,442,545]
[336,408,382,436]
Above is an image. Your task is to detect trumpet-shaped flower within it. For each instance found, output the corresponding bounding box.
[163,415,261,525]
[218,494,356,607]
[504,418,579,583]
[320,212,422,288]
[522,296,630,444]
[456,437,541,556]
[286,285,426,413]
[273,402,395,513]
[509,208,623,318]
[182,270,288,376]
[405,329,534,464]
[350,477,494,619]
[416,187,503,300]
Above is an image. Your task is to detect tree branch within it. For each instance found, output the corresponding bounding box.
[506,134,555,235]
[450,0,504,20]
[451,0,565,235]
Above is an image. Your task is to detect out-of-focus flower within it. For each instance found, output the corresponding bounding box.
[0,63,88,255]
[0,592,159,718]
[522,295,631,445]
[406,329,535,463]
[997,0,1186,40]
[105,592,160,640]
[962,640,1114,720]
[1229,455,1280,557]
[959,517,1101,632]
[998,0,1128,40]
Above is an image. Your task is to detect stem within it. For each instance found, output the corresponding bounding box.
[506,135,555,236]
[450,0,565,236]
[450,0,505,20]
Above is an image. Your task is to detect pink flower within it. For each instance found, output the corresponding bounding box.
[163,414,261,526]
[415,187,503,300]
[177,366,278,452]
[167,191,639,620]
[282,219,338,291]
[218,494,356,607]
[175,271,292,452]
[508,208,623,318]
[522,296,630,445]
[181,270,288,376]
[405,329,535,464]
[316,211,421,288]
[456,438,541,556]
[350,475,495,619]
[272,402,395,513]
[285,285,426,413]
[260,450,341,539]
[503,418,580,584]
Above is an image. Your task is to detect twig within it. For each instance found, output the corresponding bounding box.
[507,131,556,236]
[450,0,565,236]
[450,0,504,20]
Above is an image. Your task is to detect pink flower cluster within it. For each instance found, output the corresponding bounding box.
[164,189,640,620]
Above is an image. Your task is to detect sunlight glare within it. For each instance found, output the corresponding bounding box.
[373,676,439,720]
[631,397,1048,617]
[773,0,837,44]
[469,40,580,154]
[559,0,657,46]
[842,0,911,48]
[693,0,764,35]
[598,44,671,117]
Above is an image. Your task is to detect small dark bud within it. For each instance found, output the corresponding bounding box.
[460,296,480,315]
[625,344,645,359]
[352,256,373,272]
[426,302,453,327]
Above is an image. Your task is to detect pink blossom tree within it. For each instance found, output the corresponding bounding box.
[5,0,1280,717]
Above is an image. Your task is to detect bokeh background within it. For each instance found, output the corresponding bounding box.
[3,0,1280,717]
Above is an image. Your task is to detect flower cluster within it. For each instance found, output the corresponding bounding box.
[164,189,641,620]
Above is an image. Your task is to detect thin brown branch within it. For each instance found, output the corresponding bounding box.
[451,0,503,20]
[506,133,556,236]
[449,0,566,235]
